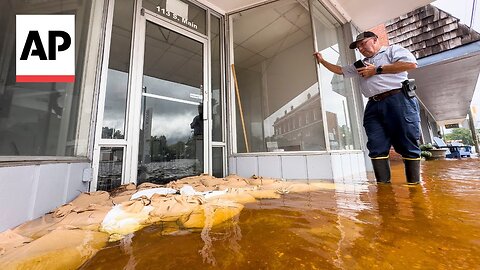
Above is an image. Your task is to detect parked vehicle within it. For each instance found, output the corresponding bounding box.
[433,137,472,158]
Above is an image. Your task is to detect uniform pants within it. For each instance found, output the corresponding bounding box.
[363,92,421,159]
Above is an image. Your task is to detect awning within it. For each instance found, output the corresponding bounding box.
[410,41,480,125]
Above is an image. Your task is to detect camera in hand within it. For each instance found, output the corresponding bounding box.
[354,60,366,69]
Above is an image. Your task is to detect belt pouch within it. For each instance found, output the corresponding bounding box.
[402,79,416,99]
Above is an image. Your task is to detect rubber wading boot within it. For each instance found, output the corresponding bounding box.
[404,159,421,185]
[371,159,391,183]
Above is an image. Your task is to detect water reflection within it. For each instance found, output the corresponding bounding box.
[120,234,137,269]
[199,209,242,266]
[332,177,370,269]
[81,159,480,269]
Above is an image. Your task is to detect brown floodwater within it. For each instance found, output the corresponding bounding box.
[80,158,480,269]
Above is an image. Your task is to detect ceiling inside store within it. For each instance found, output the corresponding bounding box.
[204,0,435,30]
[231,0,312,70]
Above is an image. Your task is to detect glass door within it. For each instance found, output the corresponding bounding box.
[135,15,207,185]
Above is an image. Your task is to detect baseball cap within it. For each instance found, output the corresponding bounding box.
[349,31,378,49]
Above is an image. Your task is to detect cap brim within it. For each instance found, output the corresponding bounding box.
[349,41,357,49]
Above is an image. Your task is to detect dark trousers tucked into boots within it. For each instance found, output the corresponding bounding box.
[371,158,391,183]
[404,159,421,184]
[364,93,422,185]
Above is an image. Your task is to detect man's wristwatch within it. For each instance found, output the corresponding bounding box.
[376,65,383,74]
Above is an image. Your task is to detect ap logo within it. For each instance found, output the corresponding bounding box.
[16,15,75,83]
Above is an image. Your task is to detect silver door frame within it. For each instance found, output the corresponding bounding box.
[125,8,210,184]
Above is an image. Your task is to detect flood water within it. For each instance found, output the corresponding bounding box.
[80,158,480,269]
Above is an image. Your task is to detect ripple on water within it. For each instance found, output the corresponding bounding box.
[76,158,480,269]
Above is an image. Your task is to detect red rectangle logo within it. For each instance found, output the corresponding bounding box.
[16,75,75,83]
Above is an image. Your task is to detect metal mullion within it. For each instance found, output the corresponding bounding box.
[205,9,211,175]
[308,0,331,151]
[210,12,227,176]
[218,13,228,177]
[124,0,145,185]
[91,0,117,191]
[226,15,237,155]
[207,13,227,176]
[222,146,227,176]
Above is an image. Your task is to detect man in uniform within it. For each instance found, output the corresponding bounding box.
[314,31,421,184]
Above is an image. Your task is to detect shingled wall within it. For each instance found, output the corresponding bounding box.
[385,4,480,59]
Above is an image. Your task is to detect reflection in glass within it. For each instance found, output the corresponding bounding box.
[311,1,360,150]
[102,69,128,139]
[0,0,93,156]
[232,0,325,153]
[137,22,203,184]
[138,98,202,184]
[102,0,135,139]
[142,23,203,100]
[98,147,123,191]
[211,15,223,142]
[212,147,224,177]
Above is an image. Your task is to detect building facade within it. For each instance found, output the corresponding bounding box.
[385,4,480,147]
[2,0,436,231]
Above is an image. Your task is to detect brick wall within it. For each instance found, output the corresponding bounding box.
[369,24,390,47]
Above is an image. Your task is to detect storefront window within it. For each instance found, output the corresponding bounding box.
[98,147,124,191]
[311,1,360,150]
[211,15,223,142]
[212,147,223,177]
[211,15,225,177]
[231,0,325,153]
[102,0,135,139]
[0,0,93,156]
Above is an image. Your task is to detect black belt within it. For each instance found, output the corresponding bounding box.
[369,88,402,101]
